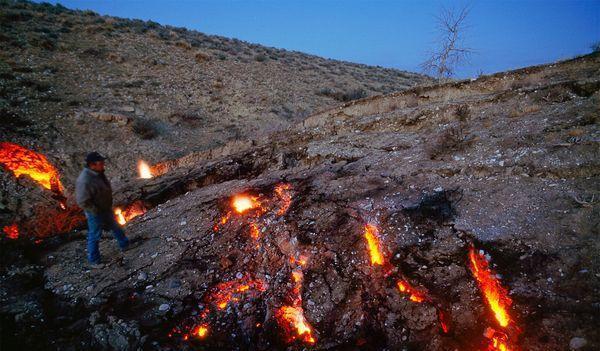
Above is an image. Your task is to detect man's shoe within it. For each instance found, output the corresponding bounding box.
[89,262,105,269]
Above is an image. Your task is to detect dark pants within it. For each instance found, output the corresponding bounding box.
[85,211,129,263]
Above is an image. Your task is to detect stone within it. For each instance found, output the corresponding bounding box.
[569,337,587,350]
[137,272,147,281]
[158,304,170,312]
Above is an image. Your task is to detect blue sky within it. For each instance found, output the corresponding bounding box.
[45,0,599,78]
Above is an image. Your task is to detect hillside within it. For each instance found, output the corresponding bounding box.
[1,1,599,351]
[0,0,430,184]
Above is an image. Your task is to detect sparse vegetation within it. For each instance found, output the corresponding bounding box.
[130,118,158,139]
[317,87,367,102]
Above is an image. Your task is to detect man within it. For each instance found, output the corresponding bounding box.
[76,152,129,268]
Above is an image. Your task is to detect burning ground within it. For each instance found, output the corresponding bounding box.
[1,38,600,351]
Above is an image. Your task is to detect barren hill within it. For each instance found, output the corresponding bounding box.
[0,0,430,183]
[1,1,600,351]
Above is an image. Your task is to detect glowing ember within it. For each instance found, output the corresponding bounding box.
[274,183,293,215]
[363,224,384,266]
[0,142,63,192]
[397,280,427,303]
[2,224,19,239]
[468,246,512,328]
[207,277,266,311]
[276,306,316,344]
[137,160,153,179]
[231,195,259,214]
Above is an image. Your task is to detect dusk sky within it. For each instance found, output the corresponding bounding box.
[46,0,600,78]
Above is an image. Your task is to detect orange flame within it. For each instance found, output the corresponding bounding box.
[397,280,427,303]
[194,324,209,339]
[249,222,260,239]
[138,160,153,179]
[114,208,126,225]
[207,277,266,311]
[231,195,259,214]
[114,201,146,225]
[468,246,512,328]
[364,224,384,265]
[0,142,63,192]
[276,306,316,344]
[2,224,19,239]
[484,328,512,351]
[274,183,292,215]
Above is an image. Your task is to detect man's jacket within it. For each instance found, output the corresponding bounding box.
[75,167,113,214]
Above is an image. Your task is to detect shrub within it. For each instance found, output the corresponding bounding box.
[427,123,473,159]
[254,54,267,62]
[316,87,367,102]
[455,104,470,121]
[175,40,192,50]
[194,51,210,63]
[131,118,158,139]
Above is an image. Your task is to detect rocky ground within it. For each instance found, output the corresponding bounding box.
[1,1,600,351]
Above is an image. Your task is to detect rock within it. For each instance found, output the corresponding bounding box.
[119,106,135,112]
[137,272,147,281]
[158,303,170,312]
[89,112,129,126]
[92,317,141,351]
[569,337,587,350]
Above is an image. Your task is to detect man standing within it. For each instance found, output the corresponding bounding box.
[76,152,129,268]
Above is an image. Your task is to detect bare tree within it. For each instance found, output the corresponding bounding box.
[422,5,473,82]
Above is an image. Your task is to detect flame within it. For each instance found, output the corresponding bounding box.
[276,306,316,344]
[274,183,292,215]
[114,201,146,225]
[468,246,512,328]
[114,208,126,225]
[194,324,209,339]
[397,280,427,303]
[231,195,259,214]
[207,277,266,311]
[0,142,63,192]
[249,222,260,239]
[364,224,384,265]
[484,328,512,351]
[138,160,153,179]
[2,224,19,239]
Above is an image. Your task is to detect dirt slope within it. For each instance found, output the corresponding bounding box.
[0,0,430,184]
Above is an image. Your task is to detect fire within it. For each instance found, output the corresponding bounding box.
[274,183,293,215]
[114,201,146,225]
[276,306,316,344]
[249,222,260,239]
[397,280,427,303]
[468,246,512,328]
[484,328,512,351]
[277,260,316,345]
[231,195,259,214]
[2,224,19,239]
[207,277,266,311]
[194,324,209,339]
[0,142,63,192]
[364,224,384,265]
[137,160,153,179]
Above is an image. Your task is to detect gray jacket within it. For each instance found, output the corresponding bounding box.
[75,167,113,215]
